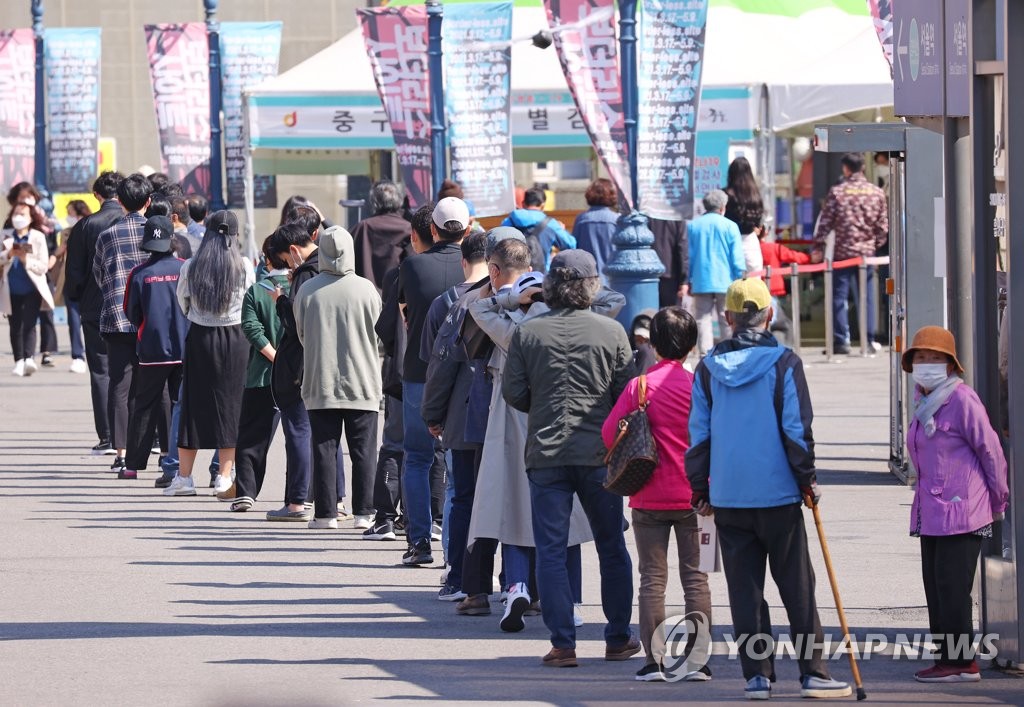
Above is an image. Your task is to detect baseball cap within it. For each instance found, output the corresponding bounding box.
[484,226,526,259]
[141,215,174,253]
[205,209,239,238]
[512,271,545,298]
[549,249,598,280]
[725,278,772,314]
[432,197,470,233]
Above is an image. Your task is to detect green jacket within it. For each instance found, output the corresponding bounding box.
[503,307,635,469]
[241,273,290,389]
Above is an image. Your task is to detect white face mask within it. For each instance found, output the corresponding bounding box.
[11,214,31,231]
[912,363,949,391]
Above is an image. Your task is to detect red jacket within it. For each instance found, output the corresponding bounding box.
[602,359,693,510]
[760,240,811,296]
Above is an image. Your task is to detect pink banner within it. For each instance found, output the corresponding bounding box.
[868,0,895,77]
[144,23,210,197]
[0,29,36,190]
[357,6,431,209]
[544,0,630,207]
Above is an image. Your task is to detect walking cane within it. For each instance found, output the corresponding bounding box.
[804,492,867,700]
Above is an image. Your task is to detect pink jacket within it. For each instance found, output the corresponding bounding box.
[602,359,693,510]
[907,384,1009,536]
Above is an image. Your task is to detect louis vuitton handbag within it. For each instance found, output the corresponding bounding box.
[603,375,658,496]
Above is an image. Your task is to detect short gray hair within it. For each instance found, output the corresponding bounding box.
[703,189,728,213]
[369,180,404,215]
[731,307,771,331]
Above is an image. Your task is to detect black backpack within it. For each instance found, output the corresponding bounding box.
[515,216,552,272]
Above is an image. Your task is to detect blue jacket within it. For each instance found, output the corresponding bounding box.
[124,253,189,365]
[686,212,745,294]
[500,209,576,270]
[685,329,816,508]
[572,206,618,282]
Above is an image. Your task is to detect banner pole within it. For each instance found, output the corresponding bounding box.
[31,0,47,194]
[205,0,225,211]
[618,0,639,207]
[426,0,446,198]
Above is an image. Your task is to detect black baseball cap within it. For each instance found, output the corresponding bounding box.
[141,215,174,253]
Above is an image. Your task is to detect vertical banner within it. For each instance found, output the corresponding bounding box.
[443,2,514,218]
[544,0,630,206]
[358,6,431,209]
[637,0,709,221]
[868,0,895,77]
[0,29,35,190]
[220,21,282,209]
[144,23,210,197]
[45,28,102,193]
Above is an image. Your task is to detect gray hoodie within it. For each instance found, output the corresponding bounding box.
[293,226,383,411]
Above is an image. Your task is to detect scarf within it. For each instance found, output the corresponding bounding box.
[914,375,961,437]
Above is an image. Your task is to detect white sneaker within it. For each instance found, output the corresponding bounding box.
[308,517,338,529]
[499,582,531,633]
[352,514,373,530]
[12,360,25,377]
[213,474,233,495]
[574,603,584,627]
[162,475,196,496]
[23,358,37,376]
[440,563,451,586]
[69,358,88,374]
[870,341,883,353]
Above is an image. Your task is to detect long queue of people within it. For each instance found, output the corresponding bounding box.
[1,170,1009,699]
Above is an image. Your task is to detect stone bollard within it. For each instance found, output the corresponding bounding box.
[605,210,666,330]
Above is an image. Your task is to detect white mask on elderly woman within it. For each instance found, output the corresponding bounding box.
[912,363,949,391]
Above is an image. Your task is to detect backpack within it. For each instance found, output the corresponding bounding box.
[514,216,552,272]
[431,279,491,364]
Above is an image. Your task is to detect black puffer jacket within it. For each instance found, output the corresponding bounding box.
[271,249,320,408]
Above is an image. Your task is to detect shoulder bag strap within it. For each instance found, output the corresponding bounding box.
[638,374,648,410]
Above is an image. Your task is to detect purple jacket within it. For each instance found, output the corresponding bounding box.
[907,384,1009,536]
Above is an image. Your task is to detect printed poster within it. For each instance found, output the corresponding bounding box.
[0,29,36,190]
[45,27,102,193]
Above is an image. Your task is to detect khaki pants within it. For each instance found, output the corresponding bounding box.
[631,508,713,666]
[691,292,732,356]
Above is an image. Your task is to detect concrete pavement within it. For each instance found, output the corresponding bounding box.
[0,329,1021,705]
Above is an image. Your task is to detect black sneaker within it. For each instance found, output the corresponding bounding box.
[402,539,433,566]
[154,472,176,489]
[109,456,126,473]
[117,469,138,480]
[91,441,114,456]
[41,354,54,367]
[362,520,397,541]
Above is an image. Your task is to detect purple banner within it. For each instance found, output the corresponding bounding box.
[545,0,630,207]
[144,23,210,197]
[45,27,102,193]
[358,6,431,209]
[0,29,35,190]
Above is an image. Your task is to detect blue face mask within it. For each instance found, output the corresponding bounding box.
[912,363,949,391]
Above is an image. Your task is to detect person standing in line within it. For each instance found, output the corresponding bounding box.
[92,173,153,473]
[686,190,745,357]
[603,306,712,683]
[902,327,1008,683]
[55,199,91,373]
[685,277,851,700]
[63,171,124,455]
[186,195,208,240]
[571,178,619,283]
[500,187,576,272]
[723,156,765,275]
[163,211,255,498]
[503,250,638,668]
[120,216,188,481]
[293,226,382,529]
[811,152,888,354]
[352,179,412,291]
[1,201,54,376]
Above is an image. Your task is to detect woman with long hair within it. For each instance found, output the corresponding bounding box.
[723,157,765,274]
[163,211,255,498]
[1,201,54,376]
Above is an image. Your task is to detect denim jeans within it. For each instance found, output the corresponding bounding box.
[67,299,85,360]
[402,381,436,545]
[446,448,479,590]
[160,383,183,475]
[832,266,876,346]
[528,464,633,649]
[279,398,312,506]
[442,449,455,563]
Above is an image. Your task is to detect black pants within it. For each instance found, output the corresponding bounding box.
[463,538,499,596]
[234,386,281,502]
[716,504,828,681]
[125,364,182,471]
[8,290,41,361]
[921,533,983,666]
[104,333,138,451]
[309,408,378,519]
[81,319,110,444]
[38,308,57,353]
[373,394,405,523]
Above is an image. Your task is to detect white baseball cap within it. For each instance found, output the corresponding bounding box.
[512,271,545,298]
[432,196,471,233]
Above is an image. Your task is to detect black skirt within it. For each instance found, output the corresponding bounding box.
[179,323,249,449]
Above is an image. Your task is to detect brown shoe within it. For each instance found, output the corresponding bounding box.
[605,634,642,661]
[456,594,491,616]
[542,647,578,668]
[524,600,542,616]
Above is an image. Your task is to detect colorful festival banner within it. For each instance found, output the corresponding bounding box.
[636,0,709,221]
[45,27,102,193]
[0,29,36,190]
[357,6,432,209]
[868,0,895,77]
[144,23,210,197]
[220,21,282,209]
[443,2,514,218]
[544,0,630,207]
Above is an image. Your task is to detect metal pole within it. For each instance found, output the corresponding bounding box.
[426,0,446,197]
[205,0,225,211]
[790,263,802,353]
[31,0,46,193]
[858,262,869,356]
[618,0,639,207]
[824,259,834,361]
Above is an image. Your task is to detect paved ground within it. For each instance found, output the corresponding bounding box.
[1,326,1021,706]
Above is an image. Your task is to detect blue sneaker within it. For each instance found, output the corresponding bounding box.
[745,675,771,700]
[800,675,852,698]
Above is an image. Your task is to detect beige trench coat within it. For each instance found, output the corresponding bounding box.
[0,229,55,314]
